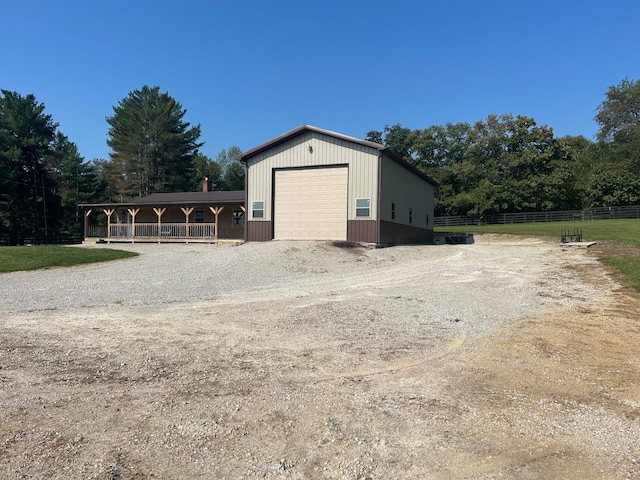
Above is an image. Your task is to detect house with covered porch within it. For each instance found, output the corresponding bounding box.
[81,181,245,243]
[82,124,437,245]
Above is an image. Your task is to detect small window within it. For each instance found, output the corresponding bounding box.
[409,208,413,224]
[252,201,264,219]
[426,213,429,226]
[391,202,396,220]
[356,198,370,217]
[232,209,244,225]
[194,210,205,223]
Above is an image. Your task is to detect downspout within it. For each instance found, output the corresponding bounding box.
[376,152,382,244]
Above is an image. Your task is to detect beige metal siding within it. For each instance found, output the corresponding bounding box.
[246,132,379,222]
[274,167,348,240]
[380,155,435,229]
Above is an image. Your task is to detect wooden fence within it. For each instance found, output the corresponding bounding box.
[0,235,84,246]
[434,205,640,227]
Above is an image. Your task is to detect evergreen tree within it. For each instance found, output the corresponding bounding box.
[48,132,102,234]
[0,90,59,242]
[106,85,203,199]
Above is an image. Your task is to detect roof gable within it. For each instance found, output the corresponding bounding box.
[237,124,438,186]
[236,124,385,162]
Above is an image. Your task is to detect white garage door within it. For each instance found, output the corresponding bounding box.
[274,167,348,241]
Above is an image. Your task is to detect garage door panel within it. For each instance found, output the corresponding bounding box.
[274,167,348,241]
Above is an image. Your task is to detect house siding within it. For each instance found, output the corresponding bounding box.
[379,154,434,241]
[246,132,379,223]
[379,220,433,244]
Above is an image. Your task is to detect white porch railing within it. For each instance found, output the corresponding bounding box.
[87,225,107,237]
[104,223,216,240]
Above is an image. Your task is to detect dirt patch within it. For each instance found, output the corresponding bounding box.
[1,238,639,479]
[588,240,640,258]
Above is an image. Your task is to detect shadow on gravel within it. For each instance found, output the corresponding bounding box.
[331,241,362,249]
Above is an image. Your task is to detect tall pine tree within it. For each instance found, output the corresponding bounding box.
[106,85,203,199]
[0,90,58,242]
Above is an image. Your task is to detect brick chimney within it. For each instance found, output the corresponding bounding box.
[202,177,211,192]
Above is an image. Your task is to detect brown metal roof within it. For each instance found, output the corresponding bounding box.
[236,124,438,186]
[80,190,245,209]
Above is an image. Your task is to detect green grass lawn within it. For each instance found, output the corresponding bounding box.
[600,256,640,293]
[436,219,640,248]
[0,245,138,273]
[436,218,640,292]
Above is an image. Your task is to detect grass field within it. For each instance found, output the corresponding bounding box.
[0,245,138,273]
[436,218,640,293]
[436,219,640,248]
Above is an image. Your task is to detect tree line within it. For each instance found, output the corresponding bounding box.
[0,86,244,242]
[367,77,640,217]
[1,78,638,242]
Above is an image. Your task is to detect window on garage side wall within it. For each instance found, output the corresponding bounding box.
[252,201,264,219]
[356,198,370,217]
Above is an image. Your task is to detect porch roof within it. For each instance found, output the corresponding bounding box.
[80,190,245,209]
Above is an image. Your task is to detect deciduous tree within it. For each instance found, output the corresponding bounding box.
[193,152,222,190]
[222,161,245,191]
[366,124,415,161]
[215,146,244,190]
[595,78,640,145]
[594,77,640,194]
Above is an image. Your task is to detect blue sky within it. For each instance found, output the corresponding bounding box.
[2,0,639,162]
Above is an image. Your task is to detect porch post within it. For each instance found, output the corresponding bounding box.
[103,208,114,243]
[181,207,194,243]
[209,206,224,241]
[153,207,166,243]
[83,209,92,240]
[127,208,140,243]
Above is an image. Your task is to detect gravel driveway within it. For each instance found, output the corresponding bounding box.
[1,236,639,479]
[1,236,598,320]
